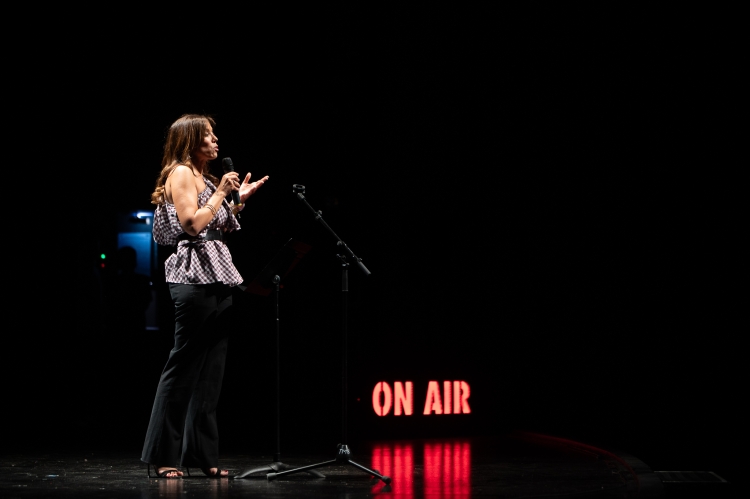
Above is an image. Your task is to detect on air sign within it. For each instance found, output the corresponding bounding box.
[372,381,471,416]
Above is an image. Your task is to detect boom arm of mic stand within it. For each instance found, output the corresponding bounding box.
[336,241,370,276]
[295,193,371,276]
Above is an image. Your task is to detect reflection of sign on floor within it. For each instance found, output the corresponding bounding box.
[370,440,471,495]
[372,381,471,416]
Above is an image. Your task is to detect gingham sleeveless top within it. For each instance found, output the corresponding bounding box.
[153,177,243,286]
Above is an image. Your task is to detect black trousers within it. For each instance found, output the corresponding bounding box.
[141,282,233,468]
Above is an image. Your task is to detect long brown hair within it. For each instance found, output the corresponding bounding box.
[150,114,220,205]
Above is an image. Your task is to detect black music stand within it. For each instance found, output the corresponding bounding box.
[233,238,324,479]
[264,185,391,486]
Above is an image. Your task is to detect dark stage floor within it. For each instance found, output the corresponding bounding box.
[0,431,733,498]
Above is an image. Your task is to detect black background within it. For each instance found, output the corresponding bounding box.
[8,3,742,485]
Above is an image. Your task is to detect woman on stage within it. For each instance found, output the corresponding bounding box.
[141,113,268,479]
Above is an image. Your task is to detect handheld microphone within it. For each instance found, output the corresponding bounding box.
[221,157,242,219]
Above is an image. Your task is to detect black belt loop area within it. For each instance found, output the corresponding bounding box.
[178,229,225,243]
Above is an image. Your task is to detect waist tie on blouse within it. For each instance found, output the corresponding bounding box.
[176,230,226,270]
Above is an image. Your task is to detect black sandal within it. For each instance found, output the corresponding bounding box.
[148,464,182,479]
[186,467,231,478]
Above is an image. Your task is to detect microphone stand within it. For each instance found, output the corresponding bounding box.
[265,185,390,486]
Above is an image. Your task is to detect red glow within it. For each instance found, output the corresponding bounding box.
[372,381,392,416]
[517,431,638,486]
[423,440,471,496]
[370,442,415,497]
[394,381,413,416]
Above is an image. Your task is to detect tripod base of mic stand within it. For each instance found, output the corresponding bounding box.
[266,444,391,485]
[233,461,325,479]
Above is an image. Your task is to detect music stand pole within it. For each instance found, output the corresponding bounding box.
[265,185,390,485]
[233,240,323,479]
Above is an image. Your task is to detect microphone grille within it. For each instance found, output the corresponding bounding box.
[222,157,234,172]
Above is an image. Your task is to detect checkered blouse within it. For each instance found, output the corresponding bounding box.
[153,177,243,286]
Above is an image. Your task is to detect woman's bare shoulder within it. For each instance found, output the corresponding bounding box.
[169,164,193,178]
[165,164,197,203]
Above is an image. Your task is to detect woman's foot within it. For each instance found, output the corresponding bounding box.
[202,468,229,477]
[155,467,183,478]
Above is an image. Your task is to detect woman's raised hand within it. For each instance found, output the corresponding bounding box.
[240,172,269,203]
